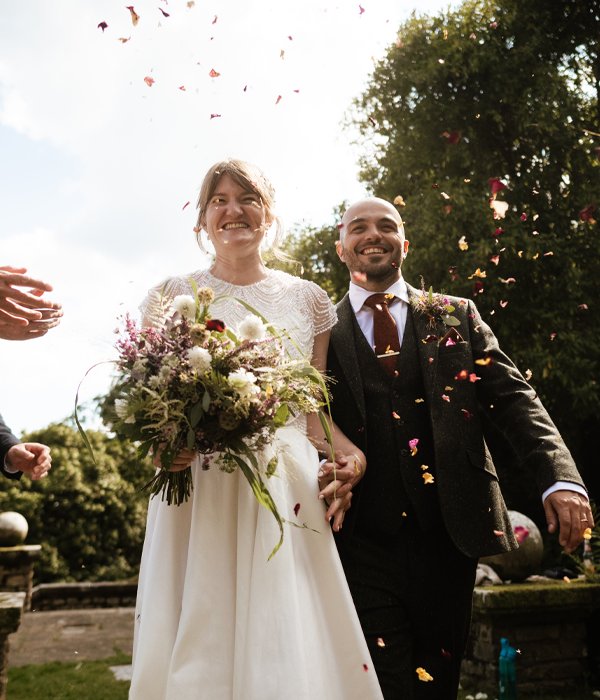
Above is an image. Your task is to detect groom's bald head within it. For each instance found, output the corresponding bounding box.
[339,197,403,242]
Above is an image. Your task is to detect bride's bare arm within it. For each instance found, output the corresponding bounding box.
[306,331,366,531]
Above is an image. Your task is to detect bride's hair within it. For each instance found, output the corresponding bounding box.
[195,159,291,262]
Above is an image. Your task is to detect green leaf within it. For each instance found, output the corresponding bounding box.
[190,400,204,428]
[187,428,196,451]
[231,453,284,560]
[318,410,335,463]
[444,305,455,313]
[202,389,211,412]
[226,328,239,345]
[228,438,259,470]
[137,441,153,461]
[187,276,200,320]
[266,456,278,478]
[273,403,289,427]
[428,286,433,305]
[442,315,461,327]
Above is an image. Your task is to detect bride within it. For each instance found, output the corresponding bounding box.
[130,159,383,700]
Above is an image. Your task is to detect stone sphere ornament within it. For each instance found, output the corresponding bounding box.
[480,510,543,582]
[0,512,29,547]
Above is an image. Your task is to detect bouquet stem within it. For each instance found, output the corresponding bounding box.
[143,467,193,506]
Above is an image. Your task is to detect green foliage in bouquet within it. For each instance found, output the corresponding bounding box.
[0,422,154,584]
[77,281,334,559]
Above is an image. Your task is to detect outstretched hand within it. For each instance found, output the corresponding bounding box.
[0,266,63,340]
[543,490,594,554]
[6,443,52,480]
[318,451,365,532]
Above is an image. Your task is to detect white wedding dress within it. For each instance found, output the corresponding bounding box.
[131,269,383,700]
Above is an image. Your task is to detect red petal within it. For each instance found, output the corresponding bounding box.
[488,178,505,195]
[580,203,595,222]
[209,69,221,78]
[455,370,468,380]
[294,503,300,516]
[206,319,226,331]
[98,21,108,32]
[182,201,190,210]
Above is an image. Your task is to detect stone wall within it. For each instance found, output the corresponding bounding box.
[0,546,41,610]
[31,582,137,611]
[461,580,600,695]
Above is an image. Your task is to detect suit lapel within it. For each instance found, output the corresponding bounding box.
[331,294,367,422]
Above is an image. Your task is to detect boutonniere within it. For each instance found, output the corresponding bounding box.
[411,277,460,329]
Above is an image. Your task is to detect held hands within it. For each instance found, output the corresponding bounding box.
[152,445,198,472]
[317,451,366,533]
[6,443,52,480]
[0,266,63,341]
[544,490,594,554]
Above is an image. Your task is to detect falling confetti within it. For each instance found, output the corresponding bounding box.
[578,303,588,310]
[352,271,367,283]
[276,95,282,104]
[421,464,429,470]
[462,409,473,420]
[416,667,434,682]
[415,398,425,403]
[423,335,438,343]
[475,356,493,366]
[178,86,186,91]
[563,576,571,583]
[525,369,532,380]
[158,7,170,17]
[423,473,434,484]
[369,116,376,126]
[472,281,483,295]
[359,4,365,14]
[490,255,500,265]
[294,503,300,516]
[363,664,369,672]
[210,114,221,119]
[187,1,195,7]
[377,638,386,647]
[209,69,221,78]
[490,200,509,218]
[98,21,108,32]
[499,277,516,284]
[580,203,596,222]
[458,236,468,251]
[544,251,553,256]
[442,394,450,402]
[469,373,480,383]
[493,228,504,237]
[394,195,405,206]
[280,50,285,59]
[441,192,451,200]
[409,438,419,456]
[443,130,460,144]
[489,178,505,195]
[118,37,131,43]
[144,76,155,87]
[212,15,218,24]
[126,6,140,25]
[550,333,556,340]
[393,412,401,420]
[493,530,505,536]
[514,526,530,542]
[468,268,487,279]
[442,649,451,660]
[456,370,468,380]
[182,201,190,210]
[584,528,592,540]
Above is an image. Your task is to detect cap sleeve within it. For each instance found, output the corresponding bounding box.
[139,276,195,327]
[300,281,337,337]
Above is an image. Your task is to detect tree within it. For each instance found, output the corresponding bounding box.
[0,422,155,584]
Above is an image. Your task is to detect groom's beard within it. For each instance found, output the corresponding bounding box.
[342,245,404,286]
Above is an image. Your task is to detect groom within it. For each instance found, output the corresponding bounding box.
[318,196,591,699]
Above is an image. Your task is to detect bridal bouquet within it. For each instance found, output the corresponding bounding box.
[78,280,331,558]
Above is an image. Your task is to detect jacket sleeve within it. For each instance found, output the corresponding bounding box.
[0,413,23,481]
[466,300,585,497]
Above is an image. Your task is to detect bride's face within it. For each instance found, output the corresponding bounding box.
[204,174,271,256]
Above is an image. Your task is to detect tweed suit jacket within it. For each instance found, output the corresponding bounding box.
[327,283,586,559]
[0,413,22,481]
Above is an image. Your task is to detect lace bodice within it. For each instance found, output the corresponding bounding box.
[139,269,337,361]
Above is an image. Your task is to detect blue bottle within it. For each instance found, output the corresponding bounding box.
[499,638,517,700]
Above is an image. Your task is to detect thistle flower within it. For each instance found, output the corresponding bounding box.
[115,398,136,423]
[238,314,267,342]
[197,287,215,305]
[188,346,212,373]
[172,295,196,320]
[190,323,210,345]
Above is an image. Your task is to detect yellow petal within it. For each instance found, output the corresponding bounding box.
[584,528,592,540]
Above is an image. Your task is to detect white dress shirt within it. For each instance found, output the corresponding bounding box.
[347,277,587,504]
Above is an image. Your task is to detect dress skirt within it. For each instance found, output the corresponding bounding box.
[130,427,383,700]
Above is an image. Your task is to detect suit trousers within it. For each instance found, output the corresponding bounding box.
[339,513,478,700]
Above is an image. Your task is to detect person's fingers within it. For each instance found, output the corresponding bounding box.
[0,266,27,274]
[544,496,559,534]
[556,503,572,549]
[319,479,352,502]
[0,272,53,292]
[327,492,353,529]
[0,299,44,321]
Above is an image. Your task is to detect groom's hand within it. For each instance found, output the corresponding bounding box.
[543,490,593,554]
[318,452,365,531]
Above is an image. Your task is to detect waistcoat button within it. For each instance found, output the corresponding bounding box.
[393,390,400,398]
[400,449,408,456]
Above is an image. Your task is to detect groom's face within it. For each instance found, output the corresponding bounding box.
[336,199,409,288]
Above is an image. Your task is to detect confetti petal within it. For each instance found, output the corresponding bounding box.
[118,36,131,43]
[416,667,434,682]
[126,6,140,25]
[276,95,282,105]
[584,528,592,540]
[182,201,190,210]
[458,236,468,251]
[442,394,450,402]
[351,271,367,283]
[489,178,505,195]
[525,369,532,380]
[490,200,509,218]
[144,76,155,87]
[442,649,451,660]
[294,503,300,517]
[580,203,596,223]
[363,664,369,672]
[443,130,460,144]
[209,69,221,78]
[98,21,108,32]
[494,530,505,536]
[423,473,434,484]
[415,398,424,403]
[456,370,468,380]
[359,4,365,14]
[393,195,405,206]
[469,373,480,383]
[550,333,557,340]
[178,86,186,91]
[468,268,487,279]
[472,281,483,295]
[490,255,500,265]
[577,304,588,311]
[462,409,473,420]
[475,356,493,366]
[514,526,530,542]
[377,638,386,647]
[210,113,221,119]
[212,15,218,24]
[158,7,170,17]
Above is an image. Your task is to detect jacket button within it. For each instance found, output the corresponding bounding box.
[398,420,405,426]
[400,449,408,456]
[393,390,400,398]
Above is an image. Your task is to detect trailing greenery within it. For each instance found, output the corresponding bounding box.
[7,651,131,700]
[0,422,154,584]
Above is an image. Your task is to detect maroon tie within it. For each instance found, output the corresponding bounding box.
[364,293,401,376]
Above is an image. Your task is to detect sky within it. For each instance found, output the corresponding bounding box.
[0,0,453,437]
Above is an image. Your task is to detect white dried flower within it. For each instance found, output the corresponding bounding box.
[228,368,259,398]
[114,398,136,424]
[172,294,196,320]
[133,359,147,373]
[237,314,267,342]
[163,354,179,369]
[188,346,212,373]
[148,375,163,389]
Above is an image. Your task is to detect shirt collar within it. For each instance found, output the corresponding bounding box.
[349,277,409,314]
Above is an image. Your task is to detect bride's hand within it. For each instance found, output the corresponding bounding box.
[317,451,366,532]
[152,445,198,472]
